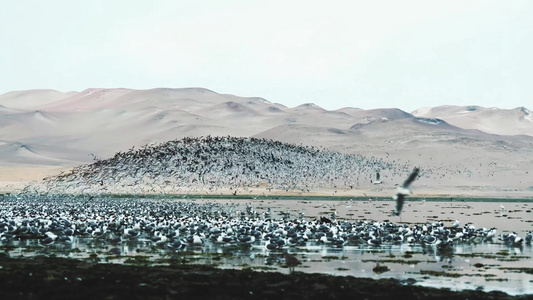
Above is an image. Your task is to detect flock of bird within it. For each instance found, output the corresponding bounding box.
[3,135,530,274]
[1,193,531,259]
[27,136,423,195]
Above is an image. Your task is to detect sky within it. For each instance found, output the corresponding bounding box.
[1,0,532,112]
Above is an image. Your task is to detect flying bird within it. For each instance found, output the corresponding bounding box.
[393,167,420,216]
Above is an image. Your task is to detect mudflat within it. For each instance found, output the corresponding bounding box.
[0,254,523,300]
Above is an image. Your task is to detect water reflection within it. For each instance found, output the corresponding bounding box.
[3,236,532,295]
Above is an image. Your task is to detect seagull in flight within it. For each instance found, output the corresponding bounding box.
[393,167,420,216]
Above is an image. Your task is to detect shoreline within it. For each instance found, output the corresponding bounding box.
[2,184,531,200]
[0,255,527,300]
[0,190,533,202]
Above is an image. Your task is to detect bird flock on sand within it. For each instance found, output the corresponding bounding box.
[27,136,419,195]
[1,193,530,263]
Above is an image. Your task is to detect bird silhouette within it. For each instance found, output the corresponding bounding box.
[284,252,302,274]
[393,167,420,216]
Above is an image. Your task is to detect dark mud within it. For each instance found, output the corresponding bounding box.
[0,255,529,300]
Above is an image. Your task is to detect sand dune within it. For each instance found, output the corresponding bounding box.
[40,88,133,111]
[288,103,328,113]
[0,87,531,195]
[0,142,81,165]
[413,105,533,136]
[199,101,261,118]
[0,104,18,113]
[0,89,69,109]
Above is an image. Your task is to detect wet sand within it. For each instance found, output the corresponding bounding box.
[206,197,533,234]
[0,254,526,300]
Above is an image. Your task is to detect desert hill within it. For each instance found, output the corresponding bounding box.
[0,87,531,196]
[413,105,533,136]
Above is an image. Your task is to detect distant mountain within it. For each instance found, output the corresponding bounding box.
[412,105,533,136]
[0,87,532,193]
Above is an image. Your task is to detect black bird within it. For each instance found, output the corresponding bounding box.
[284,252,302,274]
[393,167,420,216]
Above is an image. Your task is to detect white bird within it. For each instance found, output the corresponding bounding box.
[487,228,497,237]
[393,167,420,216]
[451,220,460,228]
[452,232,464,240]
[192,234,204,245]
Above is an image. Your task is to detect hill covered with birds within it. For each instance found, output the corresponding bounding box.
[30,136,416,195]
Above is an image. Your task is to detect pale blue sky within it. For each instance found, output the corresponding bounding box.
[1,0,531,112]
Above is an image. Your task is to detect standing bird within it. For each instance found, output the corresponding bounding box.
[284,252,302,274]
[451,220,460,228]
[393,167,420,216]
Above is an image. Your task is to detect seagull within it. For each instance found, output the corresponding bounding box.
[393,167,420,216]
[451,220,460,228]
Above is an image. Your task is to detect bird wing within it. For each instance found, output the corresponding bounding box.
[402,167,420,188]
[394,167,419,216]
[393,194,405,216]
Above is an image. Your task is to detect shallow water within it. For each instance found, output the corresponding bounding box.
[1,195,532,295]
[5,235,533,295]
